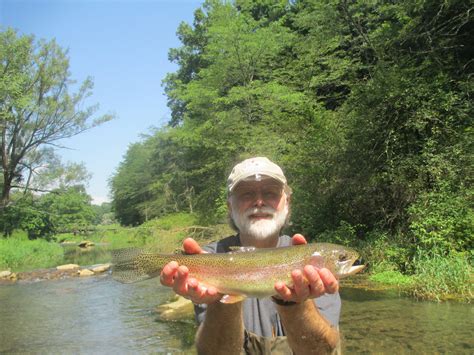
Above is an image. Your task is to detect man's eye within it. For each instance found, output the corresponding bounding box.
[241,192,254,199]
[263,192,277,199]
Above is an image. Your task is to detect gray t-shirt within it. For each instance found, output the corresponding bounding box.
[194,235,341,338]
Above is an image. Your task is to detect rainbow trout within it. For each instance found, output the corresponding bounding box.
[111,243,364,301]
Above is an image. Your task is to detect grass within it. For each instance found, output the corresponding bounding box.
[369,270,414,287]
[366,252,473,302]
[0,230,64,272]
[408,252,473,302]
[1,213,231,272]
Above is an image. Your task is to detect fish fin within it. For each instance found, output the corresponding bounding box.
[220,294,246,304]
[228,246,257,253]
[111,248,160,284]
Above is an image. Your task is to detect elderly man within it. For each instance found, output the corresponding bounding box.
[160,157,341,354]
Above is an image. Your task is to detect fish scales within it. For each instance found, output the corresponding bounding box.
[111,243,365,299]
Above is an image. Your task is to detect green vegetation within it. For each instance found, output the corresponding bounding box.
[1,213,225,272]
[1,1,472,301]
[0,230,63,272]
[409,251,473,302]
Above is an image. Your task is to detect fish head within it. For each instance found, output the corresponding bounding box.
[309,244,365,279]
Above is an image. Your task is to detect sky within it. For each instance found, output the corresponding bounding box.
[0,0,204,204]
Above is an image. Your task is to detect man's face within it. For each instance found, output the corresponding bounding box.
[229,178,289,242]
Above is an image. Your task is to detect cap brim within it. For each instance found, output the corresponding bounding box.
[228,173,286,192]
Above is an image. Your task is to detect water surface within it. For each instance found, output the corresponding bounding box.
[1,245,472,354]
[0,276,196,354]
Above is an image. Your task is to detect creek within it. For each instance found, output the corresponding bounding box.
[0,246,472,353]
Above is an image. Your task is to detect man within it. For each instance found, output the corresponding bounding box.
[160,157,341,354]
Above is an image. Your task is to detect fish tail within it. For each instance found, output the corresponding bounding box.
[111,248,166,284]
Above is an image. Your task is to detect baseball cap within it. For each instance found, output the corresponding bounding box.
[227,157,287,193]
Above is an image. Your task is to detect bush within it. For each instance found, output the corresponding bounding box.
[408,186,473,255]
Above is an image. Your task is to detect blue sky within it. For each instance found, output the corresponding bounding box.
[1,0,203,204]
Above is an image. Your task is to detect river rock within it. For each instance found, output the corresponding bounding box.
[56,264,80,270]
[78,240,95,248]
[0,270,12,278]
[155,296,194,321]
[90,264,111,273]
[0,270,17,282]
[78,269,94,277]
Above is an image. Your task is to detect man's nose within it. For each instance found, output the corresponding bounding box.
[254,192,265,207]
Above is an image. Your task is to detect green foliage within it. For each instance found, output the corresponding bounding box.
[408,185,473,255]
[0,187,95,239]
[91,202,114,225]
[107,0,473,300]
[0,193,54,239]
[409,251,473,301]
[369,270,414,288]
[0,230,63,272]
[39,186,95,233]
[0,28,112,207]
[141,212,198,230]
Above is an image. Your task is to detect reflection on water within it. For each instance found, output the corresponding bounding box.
[61,244,113,266]
[0,274,472,353]
[339,288,474,353]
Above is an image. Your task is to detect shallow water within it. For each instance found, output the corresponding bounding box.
[1,276,472,354]
[339,288,474,353]
[1,244,473,354]
[0,276,196,354]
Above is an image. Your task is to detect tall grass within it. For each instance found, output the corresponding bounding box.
[409,251,473,302]
[0,230,64,272]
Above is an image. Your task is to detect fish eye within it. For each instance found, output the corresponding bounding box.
[338,254,348,262]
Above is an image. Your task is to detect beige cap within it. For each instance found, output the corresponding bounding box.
[227,157,287,192]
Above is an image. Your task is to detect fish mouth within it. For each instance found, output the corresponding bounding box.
[337,260,365,278]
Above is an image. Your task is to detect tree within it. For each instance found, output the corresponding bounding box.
[39,185,95,234]
[0,28,113,207]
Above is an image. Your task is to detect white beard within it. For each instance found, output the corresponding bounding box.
[232,204,289,243]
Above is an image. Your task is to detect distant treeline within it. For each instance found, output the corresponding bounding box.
[110,0,472,270]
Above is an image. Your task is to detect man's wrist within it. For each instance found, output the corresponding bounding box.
[271,296,298,306]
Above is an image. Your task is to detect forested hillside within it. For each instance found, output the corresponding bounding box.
[111,0,472,271]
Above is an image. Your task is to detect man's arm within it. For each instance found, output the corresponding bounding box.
[276,300,339,354]
[195,302,244,355]
[160,238,244,354]
[274,234,341,354]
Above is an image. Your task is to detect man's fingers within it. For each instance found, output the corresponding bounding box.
[291,234,307,245]
[160,261,179,286]
[183,238,204,254]
[275,281,293,301]
[319,268,339,294]
[292,269,310,300]
[173,265,189,295]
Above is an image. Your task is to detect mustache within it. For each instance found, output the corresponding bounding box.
[244,207,276,218]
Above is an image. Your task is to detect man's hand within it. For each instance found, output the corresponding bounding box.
[160,238,222,304]
[274,234,339,303]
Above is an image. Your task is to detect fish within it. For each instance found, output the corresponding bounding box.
[111,243,365,302]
